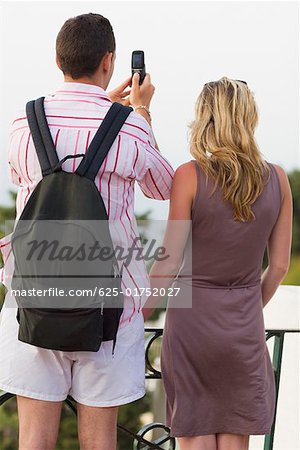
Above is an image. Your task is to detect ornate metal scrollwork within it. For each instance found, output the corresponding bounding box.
[0,391,14,406]
[145,327,163,379]
[133,422,176,450]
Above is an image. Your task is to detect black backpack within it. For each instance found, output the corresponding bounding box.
[11,97,133,353]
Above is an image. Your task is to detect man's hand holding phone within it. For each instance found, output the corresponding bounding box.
[107,73,154,110]
[129,73,155,125]
[130,73,155,108]
[108,73,158,149]
[108,50,155,125]
[130,72,159,150]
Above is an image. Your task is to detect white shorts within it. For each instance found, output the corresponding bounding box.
[0,300,146,407]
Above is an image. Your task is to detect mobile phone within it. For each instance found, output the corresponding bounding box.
[131,50,146,85]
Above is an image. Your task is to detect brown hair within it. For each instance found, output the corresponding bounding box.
[56,13,115,79]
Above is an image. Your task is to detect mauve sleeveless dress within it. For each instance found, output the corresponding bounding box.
[161,160,281,437]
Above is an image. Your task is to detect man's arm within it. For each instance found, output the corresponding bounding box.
[127,72,173,198]
[134,138,174,200]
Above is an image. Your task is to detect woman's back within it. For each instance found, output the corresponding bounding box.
[185,160,282,287]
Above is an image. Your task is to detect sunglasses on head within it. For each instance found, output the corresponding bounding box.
[204,79,248,86]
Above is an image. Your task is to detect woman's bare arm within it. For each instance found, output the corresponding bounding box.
[261,164,293,307]
[142,162,197,320]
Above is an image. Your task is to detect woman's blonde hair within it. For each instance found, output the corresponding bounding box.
[189,76,271,222]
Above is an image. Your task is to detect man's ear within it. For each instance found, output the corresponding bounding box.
[102,52,114,73]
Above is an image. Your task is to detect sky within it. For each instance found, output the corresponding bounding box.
[0,1,299,219]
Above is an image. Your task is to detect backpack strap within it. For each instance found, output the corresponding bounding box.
[26,97,59,177]
[76,102,133,180]
[26,97,132,179]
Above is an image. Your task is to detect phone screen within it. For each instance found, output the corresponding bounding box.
[132,53,144,68]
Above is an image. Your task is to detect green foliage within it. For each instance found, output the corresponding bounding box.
[283,256,300,285]
[0,397,18,450]
[0,285,5,309]
[0,192,15,310]
[288,170,300,254]
[56,405,79,450]
[0,191,16,239]
[117,393,152,449]
[0,191,16,292]
[136,210,152,223]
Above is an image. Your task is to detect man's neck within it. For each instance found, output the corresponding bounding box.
[63,75,107,90]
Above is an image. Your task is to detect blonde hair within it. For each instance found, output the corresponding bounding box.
[189,77,271,222]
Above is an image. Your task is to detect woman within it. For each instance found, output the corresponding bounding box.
[143,77,293,450]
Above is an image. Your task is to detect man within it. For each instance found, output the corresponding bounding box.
[0,13,174,450]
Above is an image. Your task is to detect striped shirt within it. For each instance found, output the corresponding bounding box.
[1,81,174,327]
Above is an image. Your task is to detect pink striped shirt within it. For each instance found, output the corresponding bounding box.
[1,81,174,327]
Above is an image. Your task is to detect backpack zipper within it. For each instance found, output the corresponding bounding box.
[19,307,98,316]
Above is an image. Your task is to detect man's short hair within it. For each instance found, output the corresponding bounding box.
[56,13,115,79]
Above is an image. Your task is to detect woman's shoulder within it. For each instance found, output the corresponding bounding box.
[268,162,287,178]
[175,160,198,173]
[267,161,290,203]
[171,161,198,200]
[172,160,199,185]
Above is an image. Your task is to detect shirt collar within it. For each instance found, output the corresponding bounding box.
[53,81,112,103]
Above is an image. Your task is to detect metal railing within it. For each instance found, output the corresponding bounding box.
[0,327,299,449]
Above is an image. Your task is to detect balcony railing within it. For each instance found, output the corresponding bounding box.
[0,327,299,450]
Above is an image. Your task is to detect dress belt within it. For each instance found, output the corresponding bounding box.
[174,277,261,289]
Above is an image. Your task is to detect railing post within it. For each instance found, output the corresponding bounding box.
[264,332,285,450]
